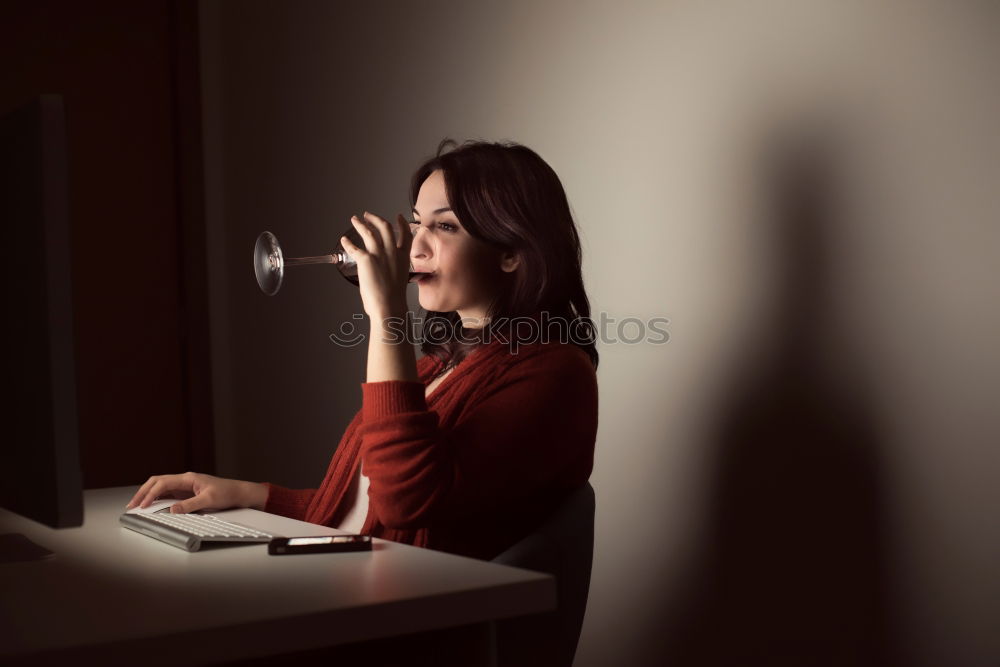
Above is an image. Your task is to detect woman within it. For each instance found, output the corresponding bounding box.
[127,139,598,561]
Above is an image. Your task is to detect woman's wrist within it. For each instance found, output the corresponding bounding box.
[366,311,418,384]
[241,481,269,510]
[368,300,408,327]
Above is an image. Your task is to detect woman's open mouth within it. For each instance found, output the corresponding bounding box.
[412,272,436,284]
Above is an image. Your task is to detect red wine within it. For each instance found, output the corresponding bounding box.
[343,271,429,286]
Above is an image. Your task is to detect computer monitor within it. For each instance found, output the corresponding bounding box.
[0,94,83,529]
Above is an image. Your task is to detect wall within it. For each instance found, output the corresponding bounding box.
[199,1,999,664]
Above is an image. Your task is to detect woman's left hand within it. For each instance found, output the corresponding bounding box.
[341,211,413,320]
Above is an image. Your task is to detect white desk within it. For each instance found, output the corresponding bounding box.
[0,487,555,665]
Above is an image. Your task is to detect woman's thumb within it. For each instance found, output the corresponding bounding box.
[170,495,205,514]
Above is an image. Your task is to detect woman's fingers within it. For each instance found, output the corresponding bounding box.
[363,211,397,251]
[142,478,179,508]
[344,210,411,318]
[136,474,191,509]
[170,491,213,514]
[127,476,160,509]
[340,233,365,261]
[138,480,168,508]
[396,214,413,250]
[127,481,147,508]
[351,215,382,254]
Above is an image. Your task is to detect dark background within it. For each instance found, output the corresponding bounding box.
[1,0,214,487]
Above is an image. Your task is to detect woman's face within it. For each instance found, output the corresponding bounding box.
[409,170,504,323]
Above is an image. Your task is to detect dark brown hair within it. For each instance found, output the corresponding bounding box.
[410,138,598,371]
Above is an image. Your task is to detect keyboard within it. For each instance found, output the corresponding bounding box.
[119,510,277,552]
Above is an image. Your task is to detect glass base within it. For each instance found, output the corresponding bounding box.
[254,231,284,296]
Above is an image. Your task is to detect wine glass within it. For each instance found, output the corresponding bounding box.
[254,223,426,296]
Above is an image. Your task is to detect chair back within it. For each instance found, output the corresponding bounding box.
[491,482,596,667]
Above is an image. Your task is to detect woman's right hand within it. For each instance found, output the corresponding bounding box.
[125,472,268,514]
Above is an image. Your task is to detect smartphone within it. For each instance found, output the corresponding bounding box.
[268,534,372,555]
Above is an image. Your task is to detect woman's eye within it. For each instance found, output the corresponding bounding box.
[411,219,458,233]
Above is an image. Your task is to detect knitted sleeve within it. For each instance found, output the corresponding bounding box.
[359,344,597,530]
[262,484,316,520]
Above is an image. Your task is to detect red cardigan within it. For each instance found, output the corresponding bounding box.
[262,338,598,561]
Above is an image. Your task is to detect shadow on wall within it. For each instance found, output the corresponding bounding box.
[658,125,902,666]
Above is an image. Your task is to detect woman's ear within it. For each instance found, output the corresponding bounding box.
[500,250,520,273]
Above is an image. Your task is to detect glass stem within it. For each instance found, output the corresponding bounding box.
[283,255,337,267]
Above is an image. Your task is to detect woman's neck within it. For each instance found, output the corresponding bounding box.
[456,309,489,330]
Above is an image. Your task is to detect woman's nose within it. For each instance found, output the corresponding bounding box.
[410,227,430,261]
